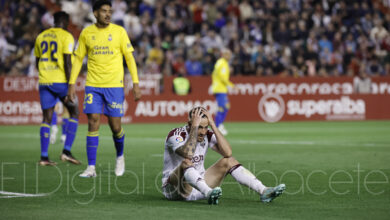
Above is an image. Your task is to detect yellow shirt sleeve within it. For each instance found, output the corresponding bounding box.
[69,31,87,84]
[34,36,41,58]
[63,33,74,54]
[121,29,139,83]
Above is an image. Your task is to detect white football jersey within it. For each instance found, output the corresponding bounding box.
[162,125,218,186]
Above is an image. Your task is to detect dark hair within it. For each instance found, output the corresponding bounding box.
[93,0,112,11]
[53,11,69,24]
[188,106,207,121]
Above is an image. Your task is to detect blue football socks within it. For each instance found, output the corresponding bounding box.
[113,128,125,157]
[63,118,78,152]
[86,131,99,166]
[40,123,51,160]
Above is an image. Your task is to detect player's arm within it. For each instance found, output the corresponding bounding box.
[124,52,141,101]
[67,33,86,103]
[175,108,203,159]
[64,54,72,82]
[35,58,39,72]
[34,38,41,72]
[121,29,141,101]
[203,109,232,157]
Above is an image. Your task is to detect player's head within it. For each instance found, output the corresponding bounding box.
[221,48,232,61]
[93,0,112,26]
[188,106,209,142]
[53,11,69,29]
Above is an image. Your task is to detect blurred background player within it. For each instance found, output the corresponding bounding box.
[68,0,141,177]
[211,48,235,135]
[49,101,69,144]
[34,11,81,166]
[49,103,59,144]
[162,106,285,204]
[61,107,70,144]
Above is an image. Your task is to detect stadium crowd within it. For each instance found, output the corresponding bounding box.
[0,0,389,77]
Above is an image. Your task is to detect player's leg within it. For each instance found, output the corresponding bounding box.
[107,116,125,176]
[49,104,59,144]
[104,88,125,176]
[214,93,230,135]
[38,85,57,166]
[205,157,285,203]
[60,94,80,164]
[165,159,214,202]
[61,107,69,144]
[80,87,103,177]
[164,159,193,199]
[79,113,100,177]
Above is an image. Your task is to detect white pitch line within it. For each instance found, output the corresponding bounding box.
[0,191,49,199]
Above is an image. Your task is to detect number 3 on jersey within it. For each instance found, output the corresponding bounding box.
[84,93,93,104]
[40,41,58,62]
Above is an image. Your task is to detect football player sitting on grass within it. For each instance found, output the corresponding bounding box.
[161,106,286,204]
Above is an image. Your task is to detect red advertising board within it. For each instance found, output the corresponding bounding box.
[1,75,390,124]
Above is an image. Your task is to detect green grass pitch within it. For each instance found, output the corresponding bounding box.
[0,121,389,219]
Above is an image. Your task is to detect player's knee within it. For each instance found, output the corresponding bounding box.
[68,108,79,119]
[111,125,122,134]
[221,156,237,168]
[181,159,193,169]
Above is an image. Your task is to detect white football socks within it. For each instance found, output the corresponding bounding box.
[183,167,212,196]
[230,166,266,194]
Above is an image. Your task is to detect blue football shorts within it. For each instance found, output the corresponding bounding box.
[39,83,68,110]
[83,86,124,117]
[214,93,230,109]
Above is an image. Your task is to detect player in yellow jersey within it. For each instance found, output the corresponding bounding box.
[34,11,81,166]
[67,0,141,177]
[211,48,235,135]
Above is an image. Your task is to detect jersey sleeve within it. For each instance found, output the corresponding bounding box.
[69,31,87,84]
[121,27,139,83]
[73,30,87,58]
[34,36,41,58]
[120,28,134,54]
[63,32,74,54]
[166,134,186,152]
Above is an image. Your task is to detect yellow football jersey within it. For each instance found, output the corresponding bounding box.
[211,58,234,94]
[34,28,74,84]
[70,23,136,87]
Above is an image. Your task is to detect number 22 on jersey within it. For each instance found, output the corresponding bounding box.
[40,40,58,62]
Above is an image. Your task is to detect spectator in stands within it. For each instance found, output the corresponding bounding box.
[185,55,203,76]
[0,0,389,77]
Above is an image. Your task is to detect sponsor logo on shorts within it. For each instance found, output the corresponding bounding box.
[108,102,123,113]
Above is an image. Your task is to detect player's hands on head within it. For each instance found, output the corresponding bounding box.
[202,109,215,126]
[191,108,203,127]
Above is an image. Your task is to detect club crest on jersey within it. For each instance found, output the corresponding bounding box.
[108,34,112,41]
[175,136,184,143]
[91,36,95,40]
